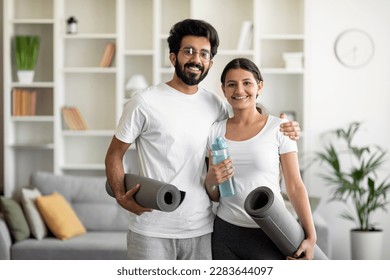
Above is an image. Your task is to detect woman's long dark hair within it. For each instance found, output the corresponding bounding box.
[220,58,263,84]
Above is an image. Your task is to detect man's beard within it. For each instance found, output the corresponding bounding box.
[174,60,209,86]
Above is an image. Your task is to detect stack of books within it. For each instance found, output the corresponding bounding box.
[12,88,37,116]
[61,106,88,130]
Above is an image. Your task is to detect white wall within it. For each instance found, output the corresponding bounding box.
[305,0,390,259]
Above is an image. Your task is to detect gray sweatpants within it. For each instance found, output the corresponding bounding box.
[127,230,212,260]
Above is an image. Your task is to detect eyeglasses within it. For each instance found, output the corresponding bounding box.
[179,47,211,62]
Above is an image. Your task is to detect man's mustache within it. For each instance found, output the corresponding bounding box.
[184,62,204,71]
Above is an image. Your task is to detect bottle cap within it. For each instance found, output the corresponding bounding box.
[212,137,227,150]
[67,16,77,23]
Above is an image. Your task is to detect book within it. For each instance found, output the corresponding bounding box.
[237,21,253,50]
[72,107,88,130]
[12,88,19,116]
[30,90,37,116]
[61,106,88,130]
[99,43,116,67]
[12,88,37,116]
[61,107,75,129]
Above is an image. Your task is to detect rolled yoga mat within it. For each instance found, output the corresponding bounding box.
[106,174,186,212]
[244,186,328,260]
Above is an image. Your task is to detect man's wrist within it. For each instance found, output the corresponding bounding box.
[204,183,218,192]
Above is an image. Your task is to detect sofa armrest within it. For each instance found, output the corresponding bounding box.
[0,214,12,260]
[313,213,330,258]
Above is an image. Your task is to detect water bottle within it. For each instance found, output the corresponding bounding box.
[211,137,236,197]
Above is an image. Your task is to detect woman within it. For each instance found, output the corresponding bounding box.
[204,58,316,260]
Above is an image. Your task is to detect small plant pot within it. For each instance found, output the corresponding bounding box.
[17,70,35,84]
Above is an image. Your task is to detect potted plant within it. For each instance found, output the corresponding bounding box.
[13,35,40,83]
[314,122,390,259]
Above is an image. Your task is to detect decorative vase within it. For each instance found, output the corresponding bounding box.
[350,229,383,260]
[17,70,35,83]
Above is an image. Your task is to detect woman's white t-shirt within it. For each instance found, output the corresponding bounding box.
[207,115,298,228]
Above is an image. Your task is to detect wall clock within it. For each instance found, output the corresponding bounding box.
[334,29,375,68]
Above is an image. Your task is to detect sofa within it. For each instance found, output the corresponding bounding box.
[0,171,330,260]
[0,171,129,260]
[282,194,331,258]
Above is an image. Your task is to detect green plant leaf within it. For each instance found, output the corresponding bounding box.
[314,122,390,231]
[13,35,40,70]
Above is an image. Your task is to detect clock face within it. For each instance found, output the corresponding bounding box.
[334,29,374,68]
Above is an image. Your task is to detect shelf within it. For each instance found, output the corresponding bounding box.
[10,143,55,150]
[62,130,114,137]
[60,164,105,171]
[63,33,117,39]
[124,50,154,56]
[11,19,54,24]
[159,34,169,40]
[160,67,174,74]
[11,82,55,88]
[63,67,117,73]
[260,34,305,40]
[11,116,54,122]
[218,50,256,56]
[262,68,304,74]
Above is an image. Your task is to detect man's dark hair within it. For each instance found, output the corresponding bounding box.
[167,19,219,59]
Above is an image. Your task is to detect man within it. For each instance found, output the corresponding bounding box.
[105,19,300,260]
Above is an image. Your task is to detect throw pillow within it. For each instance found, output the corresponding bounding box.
[20,188,48,240]
[0,196,31,242]
[35,192,86,240]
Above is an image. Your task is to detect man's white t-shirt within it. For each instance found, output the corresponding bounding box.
[207,115,298,228]
[115,83,227,238]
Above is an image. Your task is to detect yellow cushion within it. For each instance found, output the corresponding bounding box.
[36,192,86,240]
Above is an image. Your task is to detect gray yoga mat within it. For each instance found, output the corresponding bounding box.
[244,186,328,260]
[106,174,185,212]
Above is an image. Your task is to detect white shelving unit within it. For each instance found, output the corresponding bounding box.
[255,0,305,128]
[3,0,306,196]
[56,0,120,176]
[3,0,56,197]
